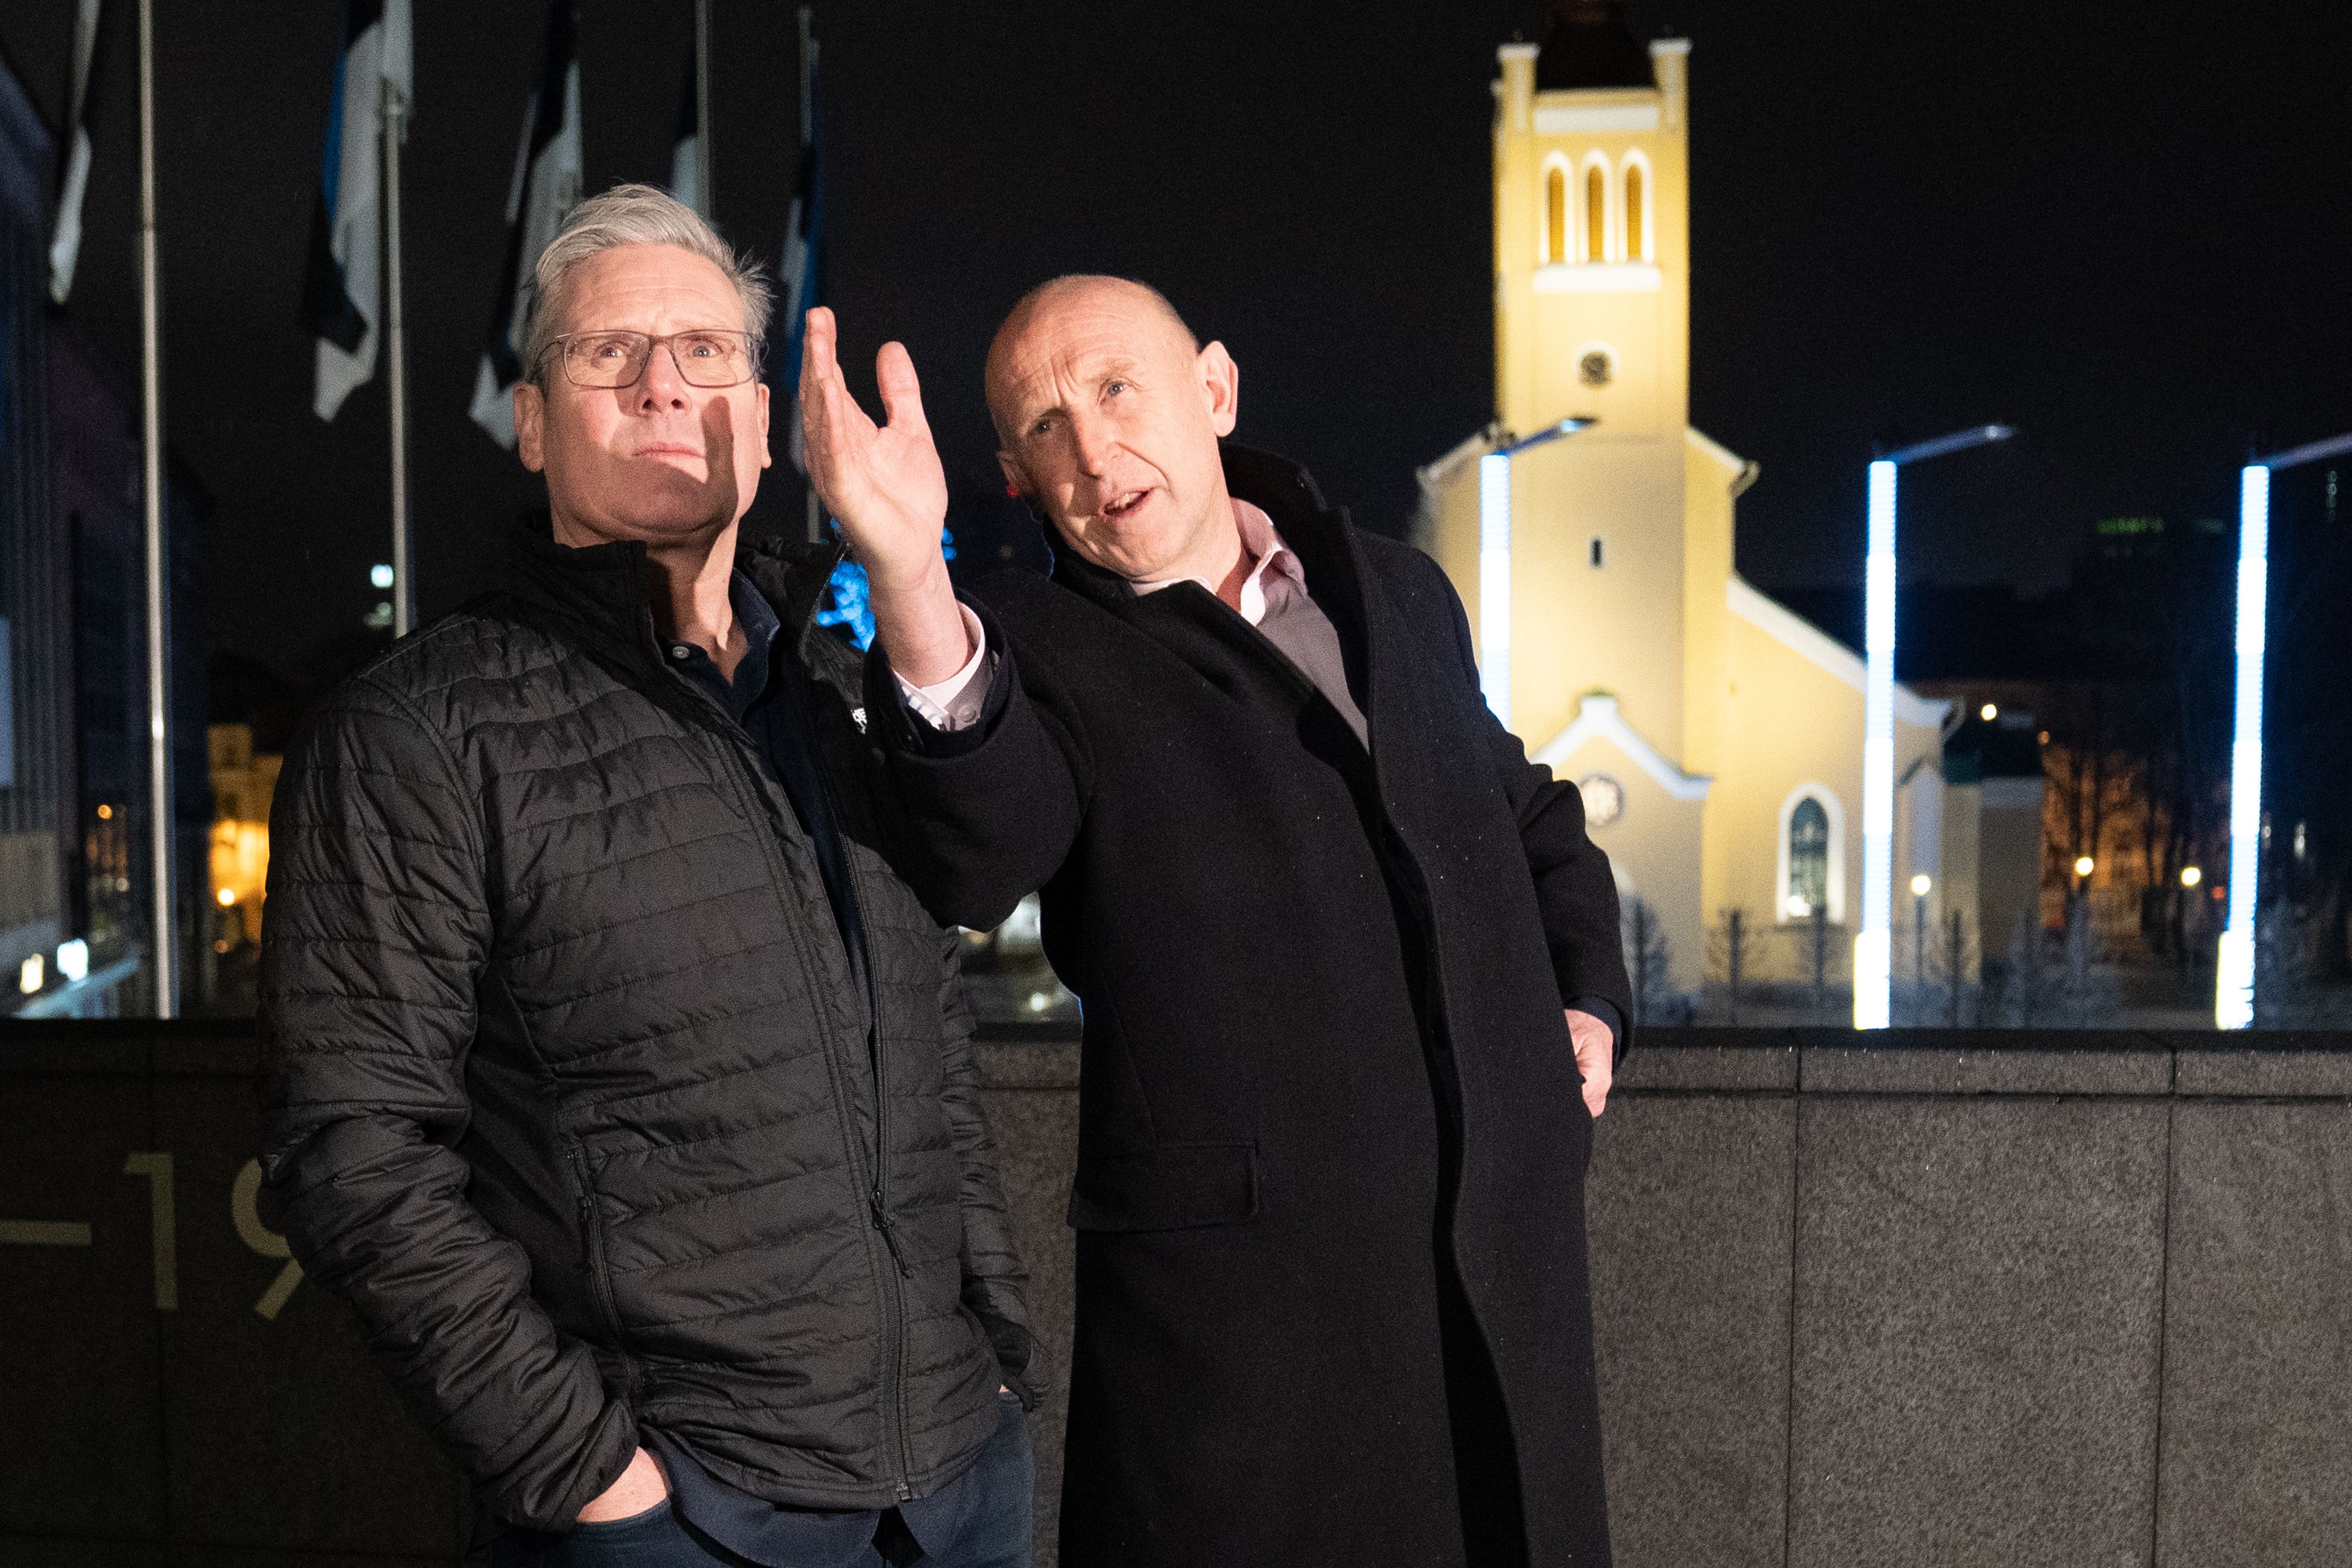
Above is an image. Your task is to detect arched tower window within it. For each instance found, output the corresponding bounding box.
[1623,161,1646,261]
[1787,798,1829,916]
[1584,163,1607,263]
[1545,164,1567,266]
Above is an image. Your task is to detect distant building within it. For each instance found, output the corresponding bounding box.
[1417,0,2030,996]
[2,51,208,1016]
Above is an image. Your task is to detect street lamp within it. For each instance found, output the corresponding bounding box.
[1477,416,1597,727]
[2217,428,2352,1028]
[1856,423,2016,1030]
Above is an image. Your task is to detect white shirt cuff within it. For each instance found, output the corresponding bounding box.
[895,604,992,731]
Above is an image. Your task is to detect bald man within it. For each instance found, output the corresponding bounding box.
[800,279,1632,1568]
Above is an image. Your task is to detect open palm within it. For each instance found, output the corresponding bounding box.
[799,306,949,585]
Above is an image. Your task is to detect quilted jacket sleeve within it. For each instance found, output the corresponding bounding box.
[255,673,640,1529]
[933,927,1049,1409]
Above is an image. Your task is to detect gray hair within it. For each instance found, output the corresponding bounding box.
[521,182,775,383]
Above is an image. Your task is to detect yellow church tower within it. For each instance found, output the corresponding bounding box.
[1420,0,1961,1001]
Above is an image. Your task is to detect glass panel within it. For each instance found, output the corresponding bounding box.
[1789,798,1829,917]
[1585,165,1607,262]
[1625,164,1645,260]
[1546,167,1566,265]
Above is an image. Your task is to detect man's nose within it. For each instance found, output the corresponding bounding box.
[636,342,691,409]
[1068,410,1115,476]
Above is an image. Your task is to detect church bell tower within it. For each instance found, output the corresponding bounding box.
[1479,0,1696,761]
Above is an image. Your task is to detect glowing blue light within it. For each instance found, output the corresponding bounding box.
[2217,464,2268,1028]
[369,563,395,589]
[1477,452,1512,726]
[1855,458,1897,1029]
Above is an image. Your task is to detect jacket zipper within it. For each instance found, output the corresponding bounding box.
[811,708,920,1497]
[689,686,916,1501]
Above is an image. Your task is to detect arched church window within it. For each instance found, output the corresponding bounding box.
[1788,797,1829,916]
[1584,164,1607,263]
[1623,162,1645,260]
[1546,164,1567,266]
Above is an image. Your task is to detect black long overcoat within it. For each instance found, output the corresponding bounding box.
[868,446,1633,1566]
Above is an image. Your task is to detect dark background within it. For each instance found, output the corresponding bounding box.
[0,0,2347,679]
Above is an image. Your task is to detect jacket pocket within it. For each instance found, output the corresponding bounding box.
[564,1143,628,1342]
[1066,1142,1259,1233]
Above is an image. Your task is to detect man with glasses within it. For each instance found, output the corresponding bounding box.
[258,185,1041,1568]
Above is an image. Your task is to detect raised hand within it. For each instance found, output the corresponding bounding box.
[798,307,970,685]
[800,307,950,589]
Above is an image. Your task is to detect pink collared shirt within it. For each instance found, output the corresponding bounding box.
[898,499,1298,730]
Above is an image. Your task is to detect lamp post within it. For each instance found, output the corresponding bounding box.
[2217,429,2352,1028]
[1477,416,1597,727]
[1910,873,1931,1008]
[1856,423,2014,1030]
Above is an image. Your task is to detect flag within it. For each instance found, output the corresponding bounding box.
[778,35,823,475]
[470,0,583,448]
[668,49,699,214]
[303,0,412,421]
[48,0,109,304]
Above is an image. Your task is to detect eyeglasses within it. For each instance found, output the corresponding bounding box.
[543,329,764,390]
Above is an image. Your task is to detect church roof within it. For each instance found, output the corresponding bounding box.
[1535,0,1657,92]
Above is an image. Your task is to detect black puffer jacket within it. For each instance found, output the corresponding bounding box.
[257,520,1038,1532]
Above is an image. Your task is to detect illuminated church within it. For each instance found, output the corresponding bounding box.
[1417,2,2027,997]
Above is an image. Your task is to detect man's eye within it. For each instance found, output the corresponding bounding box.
[1105,381,1127,396]
[1031,418,1053,438]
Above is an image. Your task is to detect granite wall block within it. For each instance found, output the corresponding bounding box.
[2156,1100,2352,1567]
[1789,1096,2169,1568]
[1587,1093,1797,1568]
[0,1072,166,1541]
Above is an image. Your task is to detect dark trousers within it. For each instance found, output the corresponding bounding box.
[491,1398,1034,1568]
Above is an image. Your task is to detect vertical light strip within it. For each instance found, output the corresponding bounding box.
[2217,463,2269,1029]
[1854,458,1898,1028]
[1478,451,1513,726]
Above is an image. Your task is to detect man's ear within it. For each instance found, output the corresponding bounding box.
[514,382,546,473]
[995,449,1030,503]
[1196,341,1239,438]
[755,381,773,470]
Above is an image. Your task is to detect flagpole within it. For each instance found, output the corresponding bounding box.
[694,0,713,218]
[136,0,176,1016]
[384,74,413,637]
[799,4,819,545]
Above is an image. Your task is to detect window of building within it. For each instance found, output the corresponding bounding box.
[1584,164,1607,263]
[1788,797,1829,915]
[1623,161,1645,260]
[1545,164,1566,266]
[1777,784,1846,924]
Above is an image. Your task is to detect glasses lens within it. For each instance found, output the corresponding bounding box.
[673,332,757,387]
[564,332,651,388]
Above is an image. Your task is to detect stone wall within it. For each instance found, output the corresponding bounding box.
[3,1022,2347,1566]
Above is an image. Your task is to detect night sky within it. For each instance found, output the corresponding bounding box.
[3,0,2348,679]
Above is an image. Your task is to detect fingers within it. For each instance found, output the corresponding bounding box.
[875,341,932,435]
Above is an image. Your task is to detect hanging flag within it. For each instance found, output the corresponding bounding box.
[48,0,109,304]
[778,23,824,476]
[470,0,583,448]
[668,48,699,214]
[303,0,412,421]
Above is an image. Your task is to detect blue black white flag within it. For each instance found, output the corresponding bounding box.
[304,0,412,420]
[48,0,109,304]
[470,0,582,448]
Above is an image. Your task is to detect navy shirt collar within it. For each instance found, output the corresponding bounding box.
[666,572,783,721]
